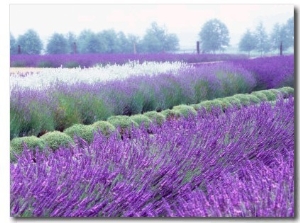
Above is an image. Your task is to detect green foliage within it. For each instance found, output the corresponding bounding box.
[260,90,277,101]
[63,61,80,68]
[16,29,43,55]
[161,109,181,120]
[64,124,94,143]
[222,97,242,109]
[130,114,152,128]
[197,100,222,112]
[46,33,68,54]
[54,94,82,130]
[40,131,73,151]
[251,92,268,101]
[246,95,261,104]
[214,98,233,110]
[11,61,26,67]
[239,29,256,56]
[199,19,230,53]
[270,23,290,52]
[278,87,294,97]
[172,105,197,118]
[193,79,212,102]
[143,111,166,126]
[233,94,252,106]
[107,115,138,129]
[37,61,54,68]
[91,121,116,137]
[10,136,46,162]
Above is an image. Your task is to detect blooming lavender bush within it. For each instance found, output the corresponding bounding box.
[10,97,294,217]
[10,53,248,68]
[10,62,257,139]
[231,55,294,90]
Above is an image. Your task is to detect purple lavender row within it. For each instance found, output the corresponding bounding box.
[11,97,294,217]
[10,53,248,68]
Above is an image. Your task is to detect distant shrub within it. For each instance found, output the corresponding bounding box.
[130,114,152,128]
[91,121,116,137]
[37,61,54,68]
[10,136,46,162]
[64,124,94,143]
[172,105,197,118]
[64,61,80,68]
[143,111,166,126]
[11,61,26,67]
[40,131,73,151]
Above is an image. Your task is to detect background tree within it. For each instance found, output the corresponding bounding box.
[46,33,68,54]
[285,17,294,48]
[16,29,43,54]
[199,19,230,53]
[65,32,77,54]
[77,30,102,53]
[100,29,121,53]
[238,29,256,56]
[10,33,17,55]
[254,22,271,56]
[141,22,179,53]
[270,23,290,54]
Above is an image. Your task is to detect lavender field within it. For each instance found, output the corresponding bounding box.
[10,54,294,217]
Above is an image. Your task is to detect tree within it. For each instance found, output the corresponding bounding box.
[285,17,294,48]
[100,29,120,53]
[10,33,17,55]
[77,30,101,53]
[16,29,43,55]
[141,22,179,53]
[254,22,271,56]
[270,23,290,54]
[238,29,256,56]
[65,32,77,54]
[46,33,68,54]
[199,19,230,53]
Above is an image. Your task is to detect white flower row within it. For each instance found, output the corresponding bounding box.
[10,61,188,91]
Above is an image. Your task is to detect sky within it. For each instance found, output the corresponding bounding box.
[9,4,294,51]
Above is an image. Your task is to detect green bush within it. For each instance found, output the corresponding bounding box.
[260,90,277,101]
[251,91,268,101]
[64,61,80,68]
[130,114,152,128]
[197,100,222,112]
[172,105,197,118]
[233,94,252,106]
[161,109,181,120]
[10,136,46,162]
[214,98,233,110]
[278,87,294,98]
[107,115,138,129]
[220,97,242,109]
[37,61,54,68]
[246,94,261,104]
[40,131,73,151]
[143,111,166,126]
[91,121,116,137]
[64,124,94,143]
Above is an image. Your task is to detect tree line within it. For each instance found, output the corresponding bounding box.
[10,18,294,56]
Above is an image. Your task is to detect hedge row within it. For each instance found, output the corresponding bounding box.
[10,86,294,162]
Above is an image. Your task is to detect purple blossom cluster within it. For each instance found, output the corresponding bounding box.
[10,97,294,217]
[10,62,257,138]
[231,55,294,90]
[10,53,248,68]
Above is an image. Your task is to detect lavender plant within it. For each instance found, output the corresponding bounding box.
[11,97,294,217]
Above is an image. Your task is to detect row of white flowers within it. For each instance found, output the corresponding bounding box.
[10,61,188,91]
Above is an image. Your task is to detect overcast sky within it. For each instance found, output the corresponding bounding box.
[10,4,294,50]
